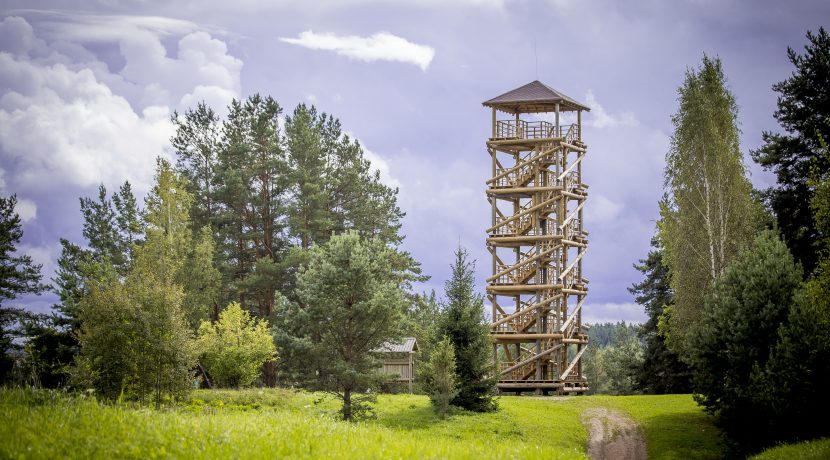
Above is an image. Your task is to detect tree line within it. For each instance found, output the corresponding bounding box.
[628,28,830,456]
[0,97,495,420]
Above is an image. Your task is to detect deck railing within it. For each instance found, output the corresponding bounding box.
[495,121,580,141]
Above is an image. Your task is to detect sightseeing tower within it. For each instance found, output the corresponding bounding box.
[483,81,590,395]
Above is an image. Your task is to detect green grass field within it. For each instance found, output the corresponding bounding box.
[750,438,830,460]
[0,389,723,459]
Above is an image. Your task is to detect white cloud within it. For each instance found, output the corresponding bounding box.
[280,30,435,71]
[584,90,639,129]
[18,243,58,277]
[586,194,623,223]
[345,133,401,189]
[0,15,243,192]
[362,148,401,189]
[13,198,37,223]
[29,11,203,42]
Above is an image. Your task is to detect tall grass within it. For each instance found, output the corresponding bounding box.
[1,389,722,459]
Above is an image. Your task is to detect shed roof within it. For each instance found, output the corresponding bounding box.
[483,80,590,114]
[375,337,419,353]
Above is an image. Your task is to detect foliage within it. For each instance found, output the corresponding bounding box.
[422,336,458,417]
[195,302,277,388]
[744,120,830,452]
[181,226,221,327]
[582,323,642,395]
[18,315,77,388]
[215,95,289,322]
[293,232,406,421]
[0,389,725,459]
[689,231,803,456]
[751,27,830,276]
[171,97,423,388]
[79,183,142,274]
[438,246,496,412]
[585,321,638,348]
[171,102,221,233]
[402,290,443,390]
[0,193,46,384]
[73,162,197,405]
[628,235,692,394]
[661,56,756,359]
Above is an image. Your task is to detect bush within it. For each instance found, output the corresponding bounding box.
[195,303,277,388]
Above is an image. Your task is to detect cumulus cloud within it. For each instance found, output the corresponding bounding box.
[0,15,243,192]
[362,146,401,189]
[280,30,435,71]
[13,198,37,223]
[584,90,638,128]
[586,194,623,223]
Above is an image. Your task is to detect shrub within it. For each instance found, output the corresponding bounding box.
[196,303,277,388]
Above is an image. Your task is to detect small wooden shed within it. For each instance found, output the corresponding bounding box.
[375,337,419,393]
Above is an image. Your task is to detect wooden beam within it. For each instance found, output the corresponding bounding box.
[499,344,563,376]
[492,333,564,341]
[559,346,588,380]
[487,284,563,293]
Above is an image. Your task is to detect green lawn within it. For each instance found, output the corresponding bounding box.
[751,438,830,460]
[0,389,722,459]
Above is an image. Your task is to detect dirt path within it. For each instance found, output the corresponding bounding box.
[581,408,647,460]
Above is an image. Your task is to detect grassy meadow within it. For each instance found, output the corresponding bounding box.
[0,389,727,459]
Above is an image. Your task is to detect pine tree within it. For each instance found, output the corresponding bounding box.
[215,95,288,321]
[172,102,221,233]
[438,246,496,412]
[294,232,406,421]
[285,104,333,250]
[752,28,830,275]
[79,185,121,267]
[112,181,143,261]
[0,194,45,383]
[661,56,757,359]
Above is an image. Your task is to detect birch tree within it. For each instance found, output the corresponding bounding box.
[661,56,756,359]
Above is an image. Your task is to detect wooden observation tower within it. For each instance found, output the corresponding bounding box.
[483,81,590,395]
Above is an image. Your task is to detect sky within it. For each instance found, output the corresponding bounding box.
[1,0,828,323]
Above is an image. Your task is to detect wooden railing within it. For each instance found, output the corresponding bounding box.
[494,121,580,141]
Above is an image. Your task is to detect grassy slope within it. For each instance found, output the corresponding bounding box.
[750,438,830,460]
[0,389,721,459]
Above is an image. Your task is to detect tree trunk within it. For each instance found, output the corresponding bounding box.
[342,388,352,421]
[263,360,277,387]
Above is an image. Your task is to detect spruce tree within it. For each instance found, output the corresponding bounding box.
[423,336,458,418]
[439,246,496,412]
[628,235,691,394]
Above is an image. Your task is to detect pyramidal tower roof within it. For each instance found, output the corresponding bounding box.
[483,80,590,114]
